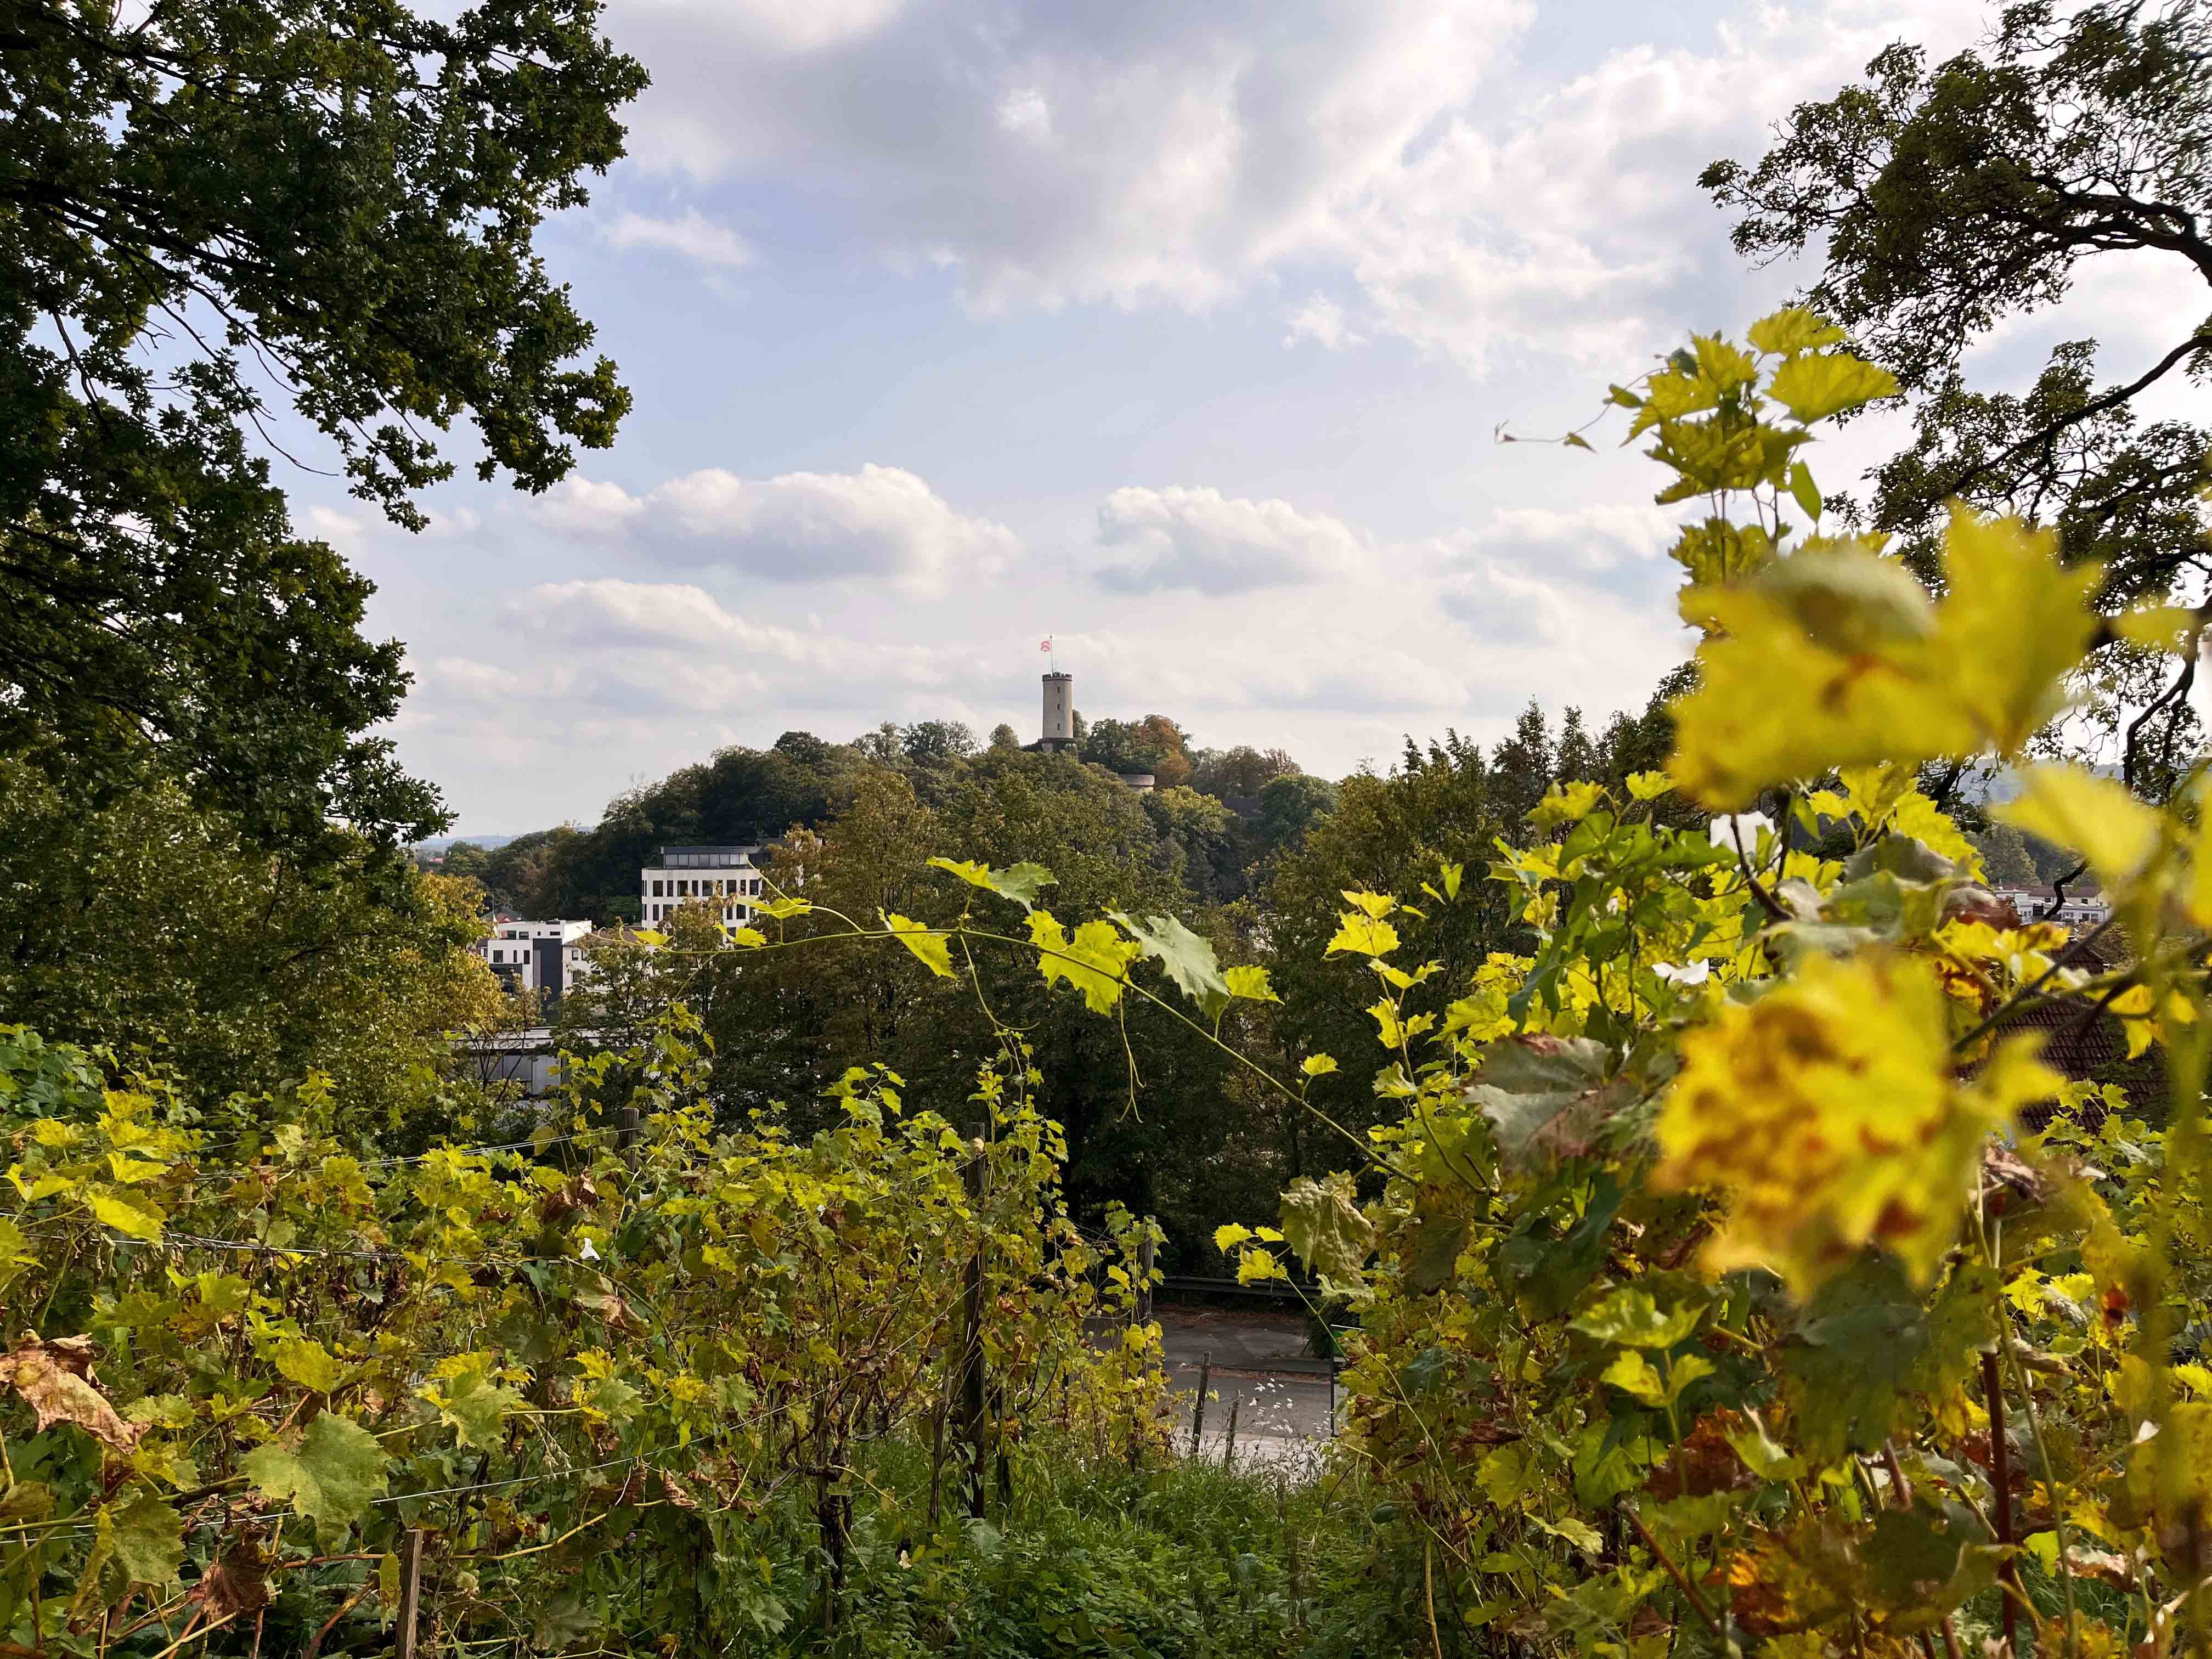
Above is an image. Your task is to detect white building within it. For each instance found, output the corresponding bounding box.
[1991,886,2112,929]
[641,844,766,926]
[476,919,595,1006]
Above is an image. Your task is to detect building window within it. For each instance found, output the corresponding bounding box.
[651,880,663,897]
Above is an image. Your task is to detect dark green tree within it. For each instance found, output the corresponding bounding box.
[0,0,646,851]
[1255,772,1339,851]
[1488,702,1556,831]
[0,758,495,1130]
[1703,1,2211,789]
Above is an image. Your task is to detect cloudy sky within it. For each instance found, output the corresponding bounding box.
[299,0,2204,835]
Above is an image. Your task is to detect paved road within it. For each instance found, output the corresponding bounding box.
[1153,1308,1338,1466]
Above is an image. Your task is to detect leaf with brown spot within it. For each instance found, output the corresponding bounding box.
[0,1333,140,1453]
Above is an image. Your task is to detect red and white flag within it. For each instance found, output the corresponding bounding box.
[1039,636,1053,652]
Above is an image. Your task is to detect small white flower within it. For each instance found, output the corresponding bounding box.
[1653,960,1711,986]
[579,1237,601,1261]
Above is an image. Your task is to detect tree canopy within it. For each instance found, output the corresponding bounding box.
[1703,1,2211,785]
[0,0,647,853]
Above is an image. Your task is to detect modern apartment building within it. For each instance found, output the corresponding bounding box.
[641,844,766,926]
[476,918,596,1007]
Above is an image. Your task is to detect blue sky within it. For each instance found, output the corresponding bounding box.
[294,0,2204,835]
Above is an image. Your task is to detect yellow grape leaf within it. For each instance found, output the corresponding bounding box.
[1652,949,2058,1299]
[1625,771,1674,802]
[1300,1054,1339,1077]
[1214,1223,1253,1253]
[881,913,956,979]
[87,1190,163,1240]
[2107,985,2158,1060]
[1026,911,1138,1014]
[1602,1350,1667,1406]
[1765,352,1898,423]
[1672,574,1951,808]
[1327,911,1401,958]
[272,1337,349,1395]
[1224,964,1278,1003]
[1746,307,1847,358]
[1340,890,1396,919]
[1997,766,2160,893]
[1671,510,2102,808]
[1528,781,1606,828]
[1927,511,2103,754]
[726,926,768,948]
[2111,603,2198,653]
[1887,791,1979,868]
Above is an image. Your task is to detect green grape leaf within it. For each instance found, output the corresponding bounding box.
[1572,1286,1701,1350]
[423,1369,521,1451]
[1788,460,1824,524]
[1111,911,1232,1015]
[928,856,1056,911]
[1467,1035,1618,1171]
[1864,1500,1997,1625]
[1775,1256,1996,1459]
[272,1337,348,1396]
[109,1492,184,1589]
[241,1413,387,1537]
[1279,1171,1372,1284]
[1398,1345,1449,1392]
[881,913,956,979]
[1401,1212,1470,1295]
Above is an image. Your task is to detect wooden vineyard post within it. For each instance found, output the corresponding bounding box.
[1189,1351,1211,1456]
[1222,1392,1239,1469]
[616,1104,640,1168]
[394,1528,424,1659]
[961,1156,988,1519]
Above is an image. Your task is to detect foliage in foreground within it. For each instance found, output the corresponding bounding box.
[0,1015,1165,1654]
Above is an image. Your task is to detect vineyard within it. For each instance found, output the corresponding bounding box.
[7,309,2212,1657]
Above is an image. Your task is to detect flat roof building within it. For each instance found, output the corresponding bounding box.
[641,844,765,927]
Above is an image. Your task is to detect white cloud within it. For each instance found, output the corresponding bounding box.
[425,579,971,726]
[607,1,1525,311]
[535,465,1020,594]
[1284,293,1363,351]
[600,208,755,269]
[1452,504,1681,576]
[602,0,1997,366]
[1093,486,1368,594]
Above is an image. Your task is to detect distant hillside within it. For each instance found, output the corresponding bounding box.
[412,833,526,852]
